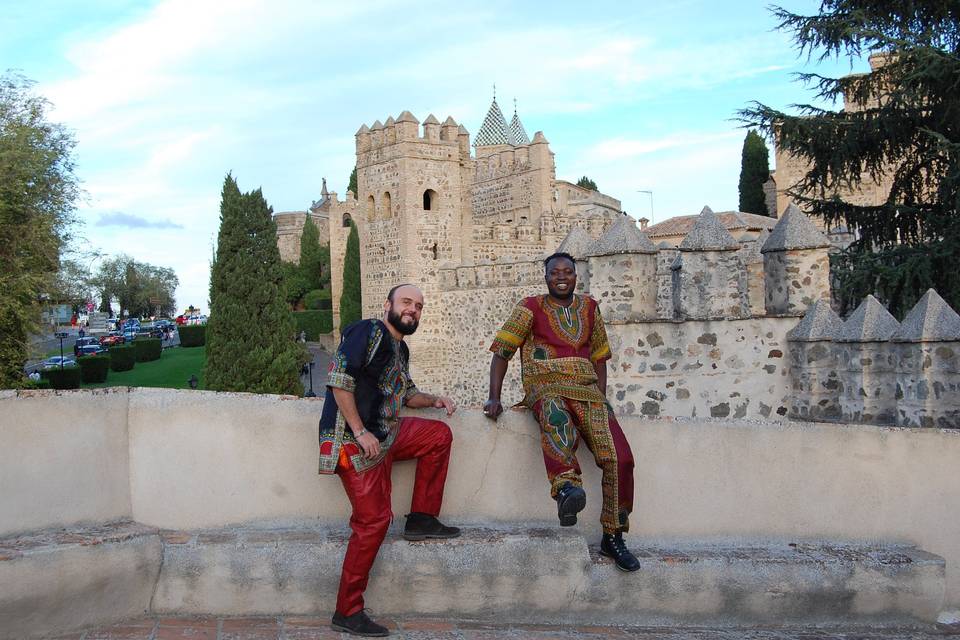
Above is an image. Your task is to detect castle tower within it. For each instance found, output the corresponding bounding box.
[891,289,960,428]
[587,216,658,321]
[835,295,900,425]
[786,300,843,421]
[761,203,832,316]
[672,206,747,320]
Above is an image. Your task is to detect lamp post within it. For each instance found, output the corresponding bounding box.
[637,190,654,224]
[54,331,69,369]
[305,361,316,398]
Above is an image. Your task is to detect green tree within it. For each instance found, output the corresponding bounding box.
[205,174,309,394]
[576,176,598,191]
[298,215,330,292]
[738,130,771,215]
[739,1,960,316]
[0,73,80,387]
[339,220,362,331]
[347,166,357,196]
[90,255,179,319]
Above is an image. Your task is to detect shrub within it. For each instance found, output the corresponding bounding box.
[78,355,110,383]
[303,288,332,310]
[178,324,206,347]
[22,377,52,389]
[110,345,136,372]
[40,365,81,389]
[134,338,162,362]
[293,310,333,340]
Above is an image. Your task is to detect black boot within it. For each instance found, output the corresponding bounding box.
[403,512,461,541]
[331,610,390,637]
[555,482,586,526]
[600,532,641,572]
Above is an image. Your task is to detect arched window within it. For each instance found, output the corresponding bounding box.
[423,189,437,211]
[342,213,352,228]
[366,195,375,221]
[383,192,392,218]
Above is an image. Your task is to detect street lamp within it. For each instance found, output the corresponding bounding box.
[54,331,69,369]
[637,190,654,223]
[305,361,316,398]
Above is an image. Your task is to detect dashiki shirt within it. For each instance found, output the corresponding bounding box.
[318,319,419,474]
[489,294,611,407]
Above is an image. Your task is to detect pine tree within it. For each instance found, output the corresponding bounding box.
[347,166,357,196]
[738,130,771,215]
[339,220,362,330]
[739,1,960,316]
[576,176,598,191]
[206,174,308,394]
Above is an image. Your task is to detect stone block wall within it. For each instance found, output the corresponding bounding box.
[763,249,831,316]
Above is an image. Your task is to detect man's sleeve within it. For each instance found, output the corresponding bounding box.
[489,302,534,361]
[589,303,612,363]
[401,344,420,403]
[326,321,370,392]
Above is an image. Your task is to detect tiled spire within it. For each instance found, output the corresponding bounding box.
[508,99,530,146]
[474,94,509,147]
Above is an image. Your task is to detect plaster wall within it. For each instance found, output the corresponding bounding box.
[0,389,132,536]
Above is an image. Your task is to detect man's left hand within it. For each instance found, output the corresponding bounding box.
[433,396,456,416]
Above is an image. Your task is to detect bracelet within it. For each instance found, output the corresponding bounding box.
[354,428,367,438]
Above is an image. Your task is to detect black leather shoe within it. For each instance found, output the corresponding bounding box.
[555,483,586,526]
[403,512,461,541]
[600,532,641,572]
[331,610,389,637]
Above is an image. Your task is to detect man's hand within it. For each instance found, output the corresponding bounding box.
[356,430,381,459]
[433,396,456,416]
[483,399,503,421]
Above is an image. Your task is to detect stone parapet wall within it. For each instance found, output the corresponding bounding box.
[763,249,831,316]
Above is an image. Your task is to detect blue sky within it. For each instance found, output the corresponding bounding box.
[2,0,863,312]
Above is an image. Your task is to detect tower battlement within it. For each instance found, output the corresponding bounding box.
[355,111,471,166]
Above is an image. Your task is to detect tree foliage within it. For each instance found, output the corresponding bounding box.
[347,166,357,196]
[739,0,960,316]
[90,255,178,318]
[298,214,330,292]
[738,130,771,215]
[576,176,598,191]
[0,73,80,387]
[205,174,308,394]
[339,220,362,330]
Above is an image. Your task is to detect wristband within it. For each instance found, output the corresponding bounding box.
[354,428,368,438]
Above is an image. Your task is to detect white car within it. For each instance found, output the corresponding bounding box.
[40,356,77,369]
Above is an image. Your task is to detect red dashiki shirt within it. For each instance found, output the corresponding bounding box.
[489,294,611,407]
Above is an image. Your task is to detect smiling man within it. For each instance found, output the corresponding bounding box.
[319,283,460,637]
[484,252,640,573]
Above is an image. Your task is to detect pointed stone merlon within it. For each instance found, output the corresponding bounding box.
[743,229,769,317]
[422,113,441,142]
[762,204,832,316]
[890,290,960,428]
[440,116,458,142]
[554,226,596,292]
[674,207,748,320]
[785,300,843,422]
[394,110,419,140]
[835,295,901,426]
[587,217,658,321]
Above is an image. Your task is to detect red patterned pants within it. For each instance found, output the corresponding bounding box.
[533,396,634,534]
[334,417,453,616]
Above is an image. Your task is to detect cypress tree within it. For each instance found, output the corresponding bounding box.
[339,220,362,330]
[738,130,770,215]
[347,166,357,196]
[299,214,322,291]
[739,1,960,316]
[206,174,308,394]
[576,176,598,191]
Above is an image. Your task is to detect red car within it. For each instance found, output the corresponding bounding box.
[99,331,125,347]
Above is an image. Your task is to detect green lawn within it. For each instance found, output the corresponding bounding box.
[85,346,207,390]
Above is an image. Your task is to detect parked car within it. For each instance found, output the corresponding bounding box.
[73,337,100,357]
[76,343,107,357]
[40,356,76,369]
[122,329,138,343]
[99,331,125,347]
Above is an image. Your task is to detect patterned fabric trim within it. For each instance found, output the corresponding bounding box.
[541,295,586,347]
[589,304,612,363]
[521,356,605,407]
[489,303,534,361]
[326,370,355,392]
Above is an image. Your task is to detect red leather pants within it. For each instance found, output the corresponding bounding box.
[334,417,453,616]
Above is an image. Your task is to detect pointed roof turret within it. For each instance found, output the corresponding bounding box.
[679,206,739,251]
[457,124,469,135]
[370,120,384,131]
[423,113,440,125]
[836,295,900,342]
[475,95,509,146]
[891,289,960,342]
[787,300,842,341]
[508,99,530,146]
[384,115,396,126]
[356,124,370,135]
[443,116,457,126]
[555,227,596,260]
[396,110,419,123]
[590,216,657,256]
[761,203,831,253]
[531,131,548,144]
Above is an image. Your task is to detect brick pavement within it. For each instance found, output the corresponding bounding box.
[43,616,959,639]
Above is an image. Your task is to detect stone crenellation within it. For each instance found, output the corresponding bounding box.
[788,290,960,428]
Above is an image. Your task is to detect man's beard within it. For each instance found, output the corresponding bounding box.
[387,308,419,335]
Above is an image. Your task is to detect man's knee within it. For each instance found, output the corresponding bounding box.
[427,419,453,447]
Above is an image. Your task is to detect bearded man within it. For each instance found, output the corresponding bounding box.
[320,283,460,637]
[484,252,640,572]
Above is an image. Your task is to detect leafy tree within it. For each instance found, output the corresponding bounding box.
[0,73,80,387]
[299,214,330,291]
[281,261,309,307]
[576,176,598,191]
[205,174,308,394]
[739,1,960,316]
[90,255,178,318]
[339,220,362,330]
[738,130,771,215]
[347,166,357,196]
